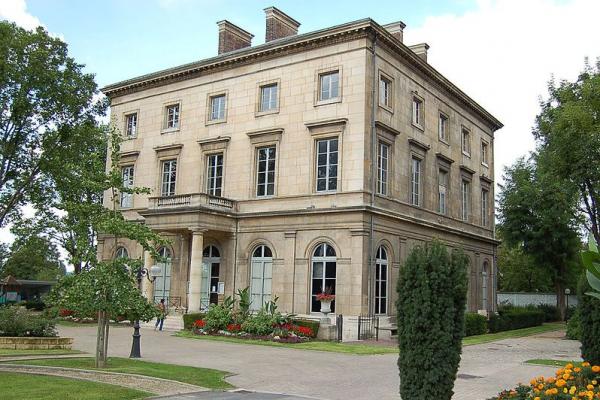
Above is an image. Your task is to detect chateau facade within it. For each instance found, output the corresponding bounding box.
[99,7,502,320]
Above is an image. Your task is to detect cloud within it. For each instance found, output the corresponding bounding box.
[0,0,42,30]
[404,0,600,186]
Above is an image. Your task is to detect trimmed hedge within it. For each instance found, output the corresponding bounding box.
[183,312,205,330]
[292,319,319,338]
[488,308,545,333]
[464,313,487,336]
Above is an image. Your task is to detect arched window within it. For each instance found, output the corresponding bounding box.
[481,261,489,310]
[153,247,172,303]
[311,243,336,312]
[115,247,129,259]
[202,245,221,308]
[250,245,273,311]
[375,246,388,314]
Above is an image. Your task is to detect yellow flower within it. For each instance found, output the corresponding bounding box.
[592,366,600,373]
[583,362,591,367]
[557,379,567,388]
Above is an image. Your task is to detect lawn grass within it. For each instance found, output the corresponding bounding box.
[463,323,565,346]
[6,356,233,390]
[175,331,397,355]
[0,348,83,357]
[525,359,584,368]
[0,371,151,400]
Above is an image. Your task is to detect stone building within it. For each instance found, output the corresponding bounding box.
[99,7,502,326]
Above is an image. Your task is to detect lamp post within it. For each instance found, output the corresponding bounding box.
[565,288,571,321]
[130,264,162,359]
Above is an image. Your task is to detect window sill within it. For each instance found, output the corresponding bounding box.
[314,189,338,195]
[315,97,341,107]
[206,119,227,126]
[161,127,180,134]
[378,103,394,114]
[481,162,489,168]
[411,122,424,132]
[462,151,471,158]
[255,109,279,117]
[438,138,450,147]
[124,135,138,141]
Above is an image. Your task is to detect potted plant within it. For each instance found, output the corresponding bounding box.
[316,288,335,316]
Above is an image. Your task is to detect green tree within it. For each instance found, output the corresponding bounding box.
[0,22,102,227]
[498,156,581,319]
[397,241,468,400]
[0,235,65,281]
[577,273,600,364]
[535,61,600,247]
[497,243,552,292]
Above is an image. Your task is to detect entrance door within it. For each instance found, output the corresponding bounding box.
[202,245,220,308]
[250,245,273,311]
[154,247,172,303]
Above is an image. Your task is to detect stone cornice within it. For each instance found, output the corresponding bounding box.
[408,138,431,152]
[375,120,401,137]
[435,152,454,164]
[101,19,502,131]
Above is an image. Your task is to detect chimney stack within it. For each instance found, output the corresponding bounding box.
[217,20,254,54]
[409,43,429,62]
[382,21,406,42]
[264,7,300,42]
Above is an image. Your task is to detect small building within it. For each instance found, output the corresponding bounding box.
[0,276,56,304]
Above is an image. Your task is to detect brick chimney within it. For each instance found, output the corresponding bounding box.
[382,21,406,42]
[409,43,429,62]
[217,20,254,54]
[264,6,300,42]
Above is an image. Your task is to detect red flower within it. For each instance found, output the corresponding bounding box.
[315,293,335,302]
[294,326,314,337]
[226,323,241,332]
[193,319,206,328]
[59,309,74,317]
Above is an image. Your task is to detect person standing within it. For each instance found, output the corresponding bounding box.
[154,299,166,331]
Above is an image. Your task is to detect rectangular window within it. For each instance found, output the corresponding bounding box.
[120,165,134,208]
[256,146,276,197]
[315,138,338,192]
[259,84,278,112]
[319,71,339,101]
[438,113,448,142]
[210,95,226,121]
[379,76,392,108]
[377,142,389,195]
[461,179,471,221]
[438,169,448,215]
[462,128,471,156]
[206,153,224,197]
[481,188,489,227]
[481,141,489,165]
[165,104,180,129]
[412,97,423,127]
[161,160,177,197]
[410,157,422,206]
[125,113,137,138]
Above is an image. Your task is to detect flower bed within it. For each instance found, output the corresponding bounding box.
[489,362,600,399]
[192,319,313,343]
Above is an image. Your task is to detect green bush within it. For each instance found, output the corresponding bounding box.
[241,309,275,336]
[397,241,468,400]
[292,319,319,338]
[488,307,545,333]
[464,313,487,336]
[578,274,600,364]
[535,303,560,322]
[24,299,46,311]
[183,312,206,330]
[204,304,233,332]
[0,306,57,337]
[566,306,581,340]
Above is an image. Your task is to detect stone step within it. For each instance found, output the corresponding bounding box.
[141,314,184,332]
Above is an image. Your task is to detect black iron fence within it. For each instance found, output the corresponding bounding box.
[357,315,379,341]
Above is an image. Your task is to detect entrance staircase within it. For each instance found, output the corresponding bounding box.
[141,312,184,332]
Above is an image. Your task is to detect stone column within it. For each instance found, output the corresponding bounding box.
[188,229,205,312]
[142,250,154,300]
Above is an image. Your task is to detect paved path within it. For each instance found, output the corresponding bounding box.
[58,325,581,400]
[152,390,321,399]
[0,363,207,396]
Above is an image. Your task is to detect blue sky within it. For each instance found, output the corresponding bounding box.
[25,0,477,88]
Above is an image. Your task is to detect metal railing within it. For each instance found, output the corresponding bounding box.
[357,315,379,340]
[148,193,236,211]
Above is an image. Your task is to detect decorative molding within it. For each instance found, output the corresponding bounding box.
[480,174,493,184]
[435,152,454,164]
[153,143,183,158]
[284,231,297,238]
[118,150,140,165]
[460,165,476,175]
[375,120,401,138]
[198,136,231,152]
[305,117,347,132]
[246,128,284,145]
[350,228,370,237]
[408,138,431,152]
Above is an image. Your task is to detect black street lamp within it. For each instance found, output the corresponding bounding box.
[130,264,162,359]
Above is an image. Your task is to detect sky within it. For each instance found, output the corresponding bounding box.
[0,0,599,252]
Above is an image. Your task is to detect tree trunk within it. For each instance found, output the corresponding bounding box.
[556,282,566,321]
[95,311,106,368]
[103,316,110,364]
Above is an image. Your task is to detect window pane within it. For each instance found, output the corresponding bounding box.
[312,262,323,279]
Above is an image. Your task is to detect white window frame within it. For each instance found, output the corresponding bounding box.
[379,74,392,110]
[481,140,489,166]
[461,127,471,156]
[438,168,448,215]
[256,146,276,197]
[161,159,177,197]
[259,83,278,113]
[412,96,424,129]
[164,103,180,130]
[315,137,339,193]
[410,157,422,206]
[125,113,138,138]
[461,179,471,221]
[374,246,388,315]
[250,245,273,311]
[209,94,227,122]
[481,188,489,227]
[310,243,337,313]
[377,142,389,196]
[206,153,224,197]
[318,71,340,102]
[120,165,134,208]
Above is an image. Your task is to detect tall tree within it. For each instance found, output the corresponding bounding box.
[0,22,102,227]
[498,156,581,318]
[0,235,65,280]
[497,243,552,293]
[535,61,600,246]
